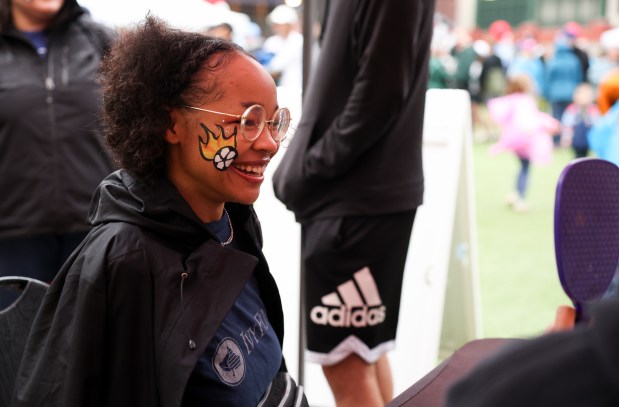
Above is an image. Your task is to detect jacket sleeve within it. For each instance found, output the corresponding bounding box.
[10,249,109,407]
[303,0,427,179]
[11,236,159,407]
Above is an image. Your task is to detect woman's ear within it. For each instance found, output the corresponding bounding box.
[165,108,183,144]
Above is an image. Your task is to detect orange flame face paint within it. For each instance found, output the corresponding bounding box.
[198,123,238,171]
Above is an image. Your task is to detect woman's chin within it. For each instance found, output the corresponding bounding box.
[233,192,261,206]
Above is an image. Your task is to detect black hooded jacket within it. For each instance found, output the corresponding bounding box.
[10,170,286,407]
[272,0,434,222]
[0,0,115,239]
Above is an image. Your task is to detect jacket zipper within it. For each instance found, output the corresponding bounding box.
[45,42,61,227]
[179,272,197,350]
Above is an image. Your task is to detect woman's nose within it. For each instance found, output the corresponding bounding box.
[253,124,280,153]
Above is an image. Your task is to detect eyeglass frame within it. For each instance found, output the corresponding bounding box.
[182,104,290,142]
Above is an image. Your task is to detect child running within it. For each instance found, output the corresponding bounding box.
[487,74,560,212]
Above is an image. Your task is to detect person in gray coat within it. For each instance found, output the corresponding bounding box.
[0,0,115,283]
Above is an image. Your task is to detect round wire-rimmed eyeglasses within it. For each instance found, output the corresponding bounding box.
[182,104,291,142]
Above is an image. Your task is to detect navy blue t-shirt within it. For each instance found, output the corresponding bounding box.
[182,211,282,406]
[21,31,48,58]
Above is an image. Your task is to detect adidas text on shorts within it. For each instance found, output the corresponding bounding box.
[301,211,416,366]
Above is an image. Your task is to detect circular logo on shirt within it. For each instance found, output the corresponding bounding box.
[212,337,245,385]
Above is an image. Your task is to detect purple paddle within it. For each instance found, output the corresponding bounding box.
[554,158,619,323]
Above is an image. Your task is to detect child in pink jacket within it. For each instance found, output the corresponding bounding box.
[488,74,560,211]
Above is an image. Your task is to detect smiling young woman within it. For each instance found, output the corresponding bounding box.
[11,15,305,407]
[165,53,286,223]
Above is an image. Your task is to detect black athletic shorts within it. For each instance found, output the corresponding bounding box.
[301,210,416,366]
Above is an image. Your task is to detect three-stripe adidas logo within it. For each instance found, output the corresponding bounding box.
[310,267,387,328]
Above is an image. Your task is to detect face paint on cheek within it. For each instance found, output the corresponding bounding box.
[197,122,239,171]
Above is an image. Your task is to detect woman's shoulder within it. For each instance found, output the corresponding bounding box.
[77,222,158,266]
[67,222,185,289]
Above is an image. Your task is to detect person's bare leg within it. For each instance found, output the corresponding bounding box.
[322,354,383,407]
[376,353,393,403]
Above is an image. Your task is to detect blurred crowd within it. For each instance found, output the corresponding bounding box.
[429,15,619,211]
[429,15,619,153]
[203,3,304,93]
[80,0,305,92]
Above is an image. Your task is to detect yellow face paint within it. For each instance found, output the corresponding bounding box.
[198,123,238,171]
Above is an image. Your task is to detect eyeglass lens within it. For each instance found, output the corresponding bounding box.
[271,108,291,141]
[241,105,290,142]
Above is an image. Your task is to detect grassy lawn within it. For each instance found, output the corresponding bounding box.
[473,141,575,339]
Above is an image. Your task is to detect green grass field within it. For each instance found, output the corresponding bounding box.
[473,141,575,339]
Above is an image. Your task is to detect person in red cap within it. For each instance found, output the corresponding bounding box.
[488,20,511,42]
[488,20,515,69]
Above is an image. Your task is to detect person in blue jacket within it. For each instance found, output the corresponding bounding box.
[543,33,584,145]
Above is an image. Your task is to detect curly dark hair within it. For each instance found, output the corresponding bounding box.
[100,15,249,184]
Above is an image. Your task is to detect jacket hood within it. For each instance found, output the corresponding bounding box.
[88,170,226,246]
[1,0,83,34]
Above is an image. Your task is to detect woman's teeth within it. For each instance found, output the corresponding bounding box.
[235,164,265,175]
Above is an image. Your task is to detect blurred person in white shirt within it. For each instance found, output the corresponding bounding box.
[262,5,303,90]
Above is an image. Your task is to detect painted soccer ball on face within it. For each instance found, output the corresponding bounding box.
[214,146,238,171]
